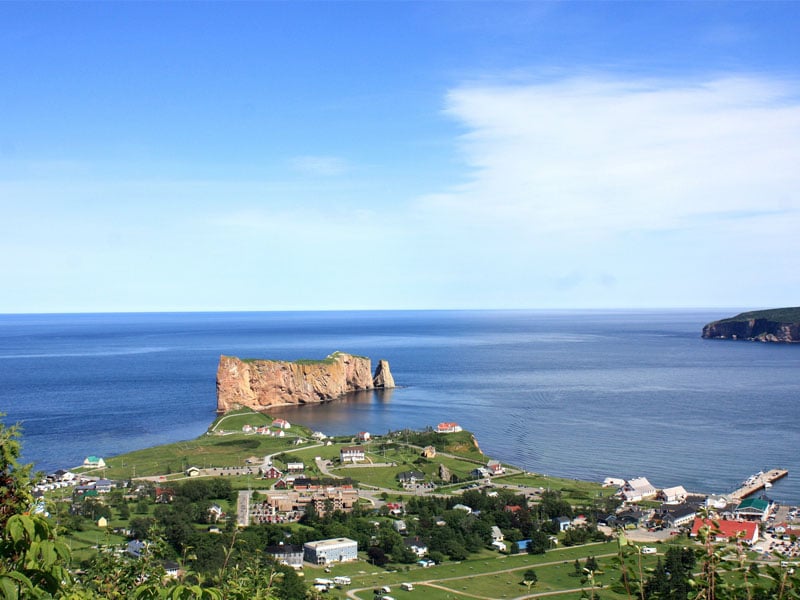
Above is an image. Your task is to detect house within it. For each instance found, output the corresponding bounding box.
[659,485,688,504]
[690,518,759,545]
[340,446,365,463]
[553,516,571,532]
[311,431,327,440]
[163,561,180,579]
[491,526,504,542]
[393,520,407,533]
[471,467,491,479]
[97,516,108,528]
[615,508,648,528]
[661,505,698,528]
[83,456,106,468]
[404,537,428,557]
[486,460,505,476]
[421,445,436,458]
[155,487,175,503]
[127,540,147,558]
[386,502,404,515]
[286,462,305,473]
[492,540,507,551]
[262,466,283,479]
[94,479,115,493]
[266,544,304,569]
[436,422,462,434]
[242,425,254,433]
[272,418,291,430]
[357,431,371,442]
[516,539,531,551]
[397,471,425,484]
[185,467,201,477]
[303,538,358,565]
[49,469,76,483]
[452,503,472,513]
[735,498,770,521]
[208,504,225,522]
[620,477,657,502]
[705,495,729,510]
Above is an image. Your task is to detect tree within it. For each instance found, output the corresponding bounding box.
[585,555,599,573]
[367,546,388,567]
[0,417,73,598]
[0,418,32,530]
[522,568,538,593]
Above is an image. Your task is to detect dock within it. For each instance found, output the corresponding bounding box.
[729,469,788,500]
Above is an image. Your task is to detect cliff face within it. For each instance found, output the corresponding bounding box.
[216,352,395,413]
[702,308,800,343]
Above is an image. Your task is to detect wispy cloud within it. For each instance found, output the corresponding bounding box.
[421,75,800,239]
[289,155,350,177]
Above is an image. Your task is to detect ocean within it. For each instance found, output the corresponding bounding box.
[1,310,798,503]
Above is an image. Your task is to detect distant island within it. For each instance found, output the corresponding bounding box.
[702,307,800,343]
[216,351,395,412]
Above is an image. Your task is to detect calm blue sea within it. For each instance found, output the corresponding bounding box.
[1,310,798,503]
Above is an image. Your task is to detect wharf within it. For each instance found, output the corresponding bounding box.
[730,469,788,500]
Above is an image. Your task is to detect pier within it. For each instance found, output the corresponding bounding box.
[730,469,788,500]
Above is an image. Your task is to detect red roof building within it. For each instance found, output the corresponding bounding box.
[436,422,463,433]
[690,518,759,545]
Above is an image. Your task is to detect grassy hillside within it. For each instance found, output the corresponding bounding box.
[715,306,800,323]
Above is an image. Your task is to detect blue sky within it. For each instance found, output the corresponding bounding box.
[2,2,799,312]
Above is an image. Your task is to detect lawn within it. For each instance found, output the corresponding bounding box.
[336,541,637,600]
[99,433,299,479]
[497,473,613,504]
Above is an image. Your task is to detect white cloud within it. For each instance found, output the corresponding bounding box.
[289,155,350,176]
[422,75,800,238]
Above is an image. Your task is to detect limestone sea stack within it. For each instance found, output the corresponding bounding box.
[216,351,395,413]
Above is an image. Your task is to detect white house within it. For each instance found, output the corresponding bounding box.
[660,485,688,504]
[357,431,371,442]
[620,477,657,502]
[83,456,106,468]
[491,526,504,542]
[272,418,291,429]
[340,446,366,463]
[404,537,428,557]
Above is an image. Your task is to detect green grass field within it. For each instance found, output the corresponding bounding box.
[98,433,299,479]
[307,541,637,599]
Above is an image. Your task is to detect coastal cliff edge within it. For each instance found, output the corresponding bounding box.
[702,307,800,343]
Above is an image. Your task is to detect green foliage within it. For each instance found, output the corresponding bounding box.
[718,306,800,324]
[0,514,72,599]
[0,418,32,531]
[1,417,73,599]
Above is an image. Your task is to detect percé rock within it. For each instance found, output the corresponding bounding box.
[372,359,395,389]
[702,307,800,343]
[216,351,395,413]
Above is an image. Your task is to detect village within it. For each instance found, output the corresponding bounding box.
[33,413,799,598]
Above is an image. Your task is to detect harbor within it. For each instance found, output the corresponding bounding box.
[730,469,789,501]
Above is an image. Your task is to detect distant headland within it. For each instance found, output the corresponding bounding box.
[702,307,800,343]
[216,351,395,413]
